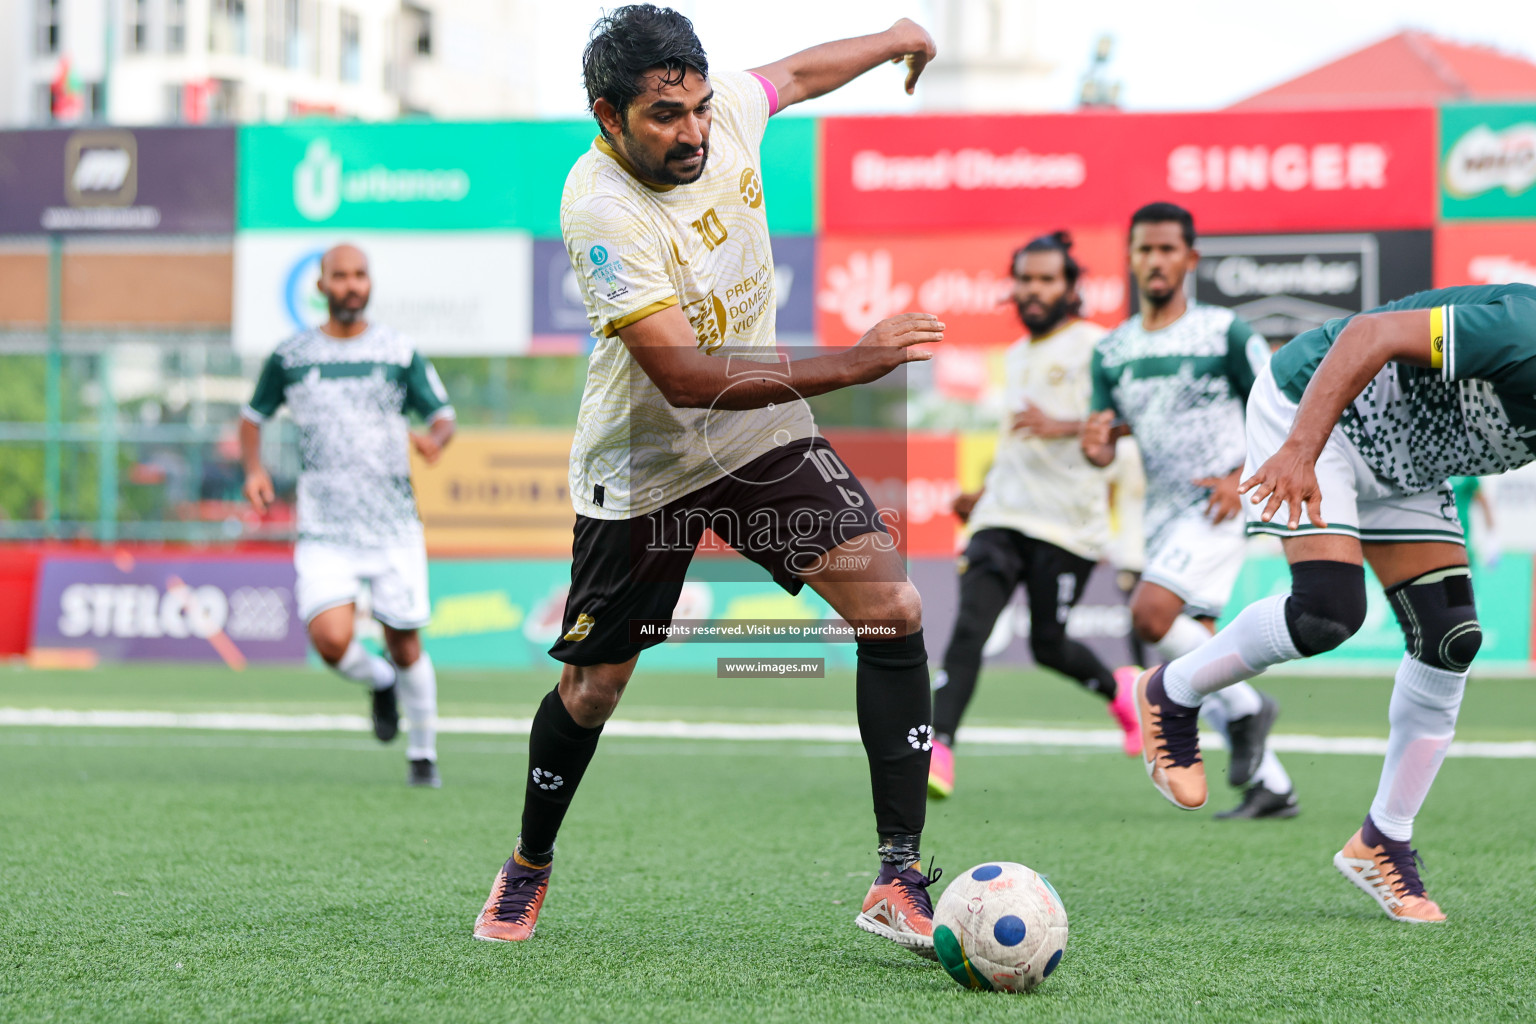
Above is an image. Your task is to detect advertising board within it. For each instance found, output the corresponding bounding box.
[0,126,236,233]
[1439,104,1536,220]
[823,108,1436,234]
[30,554,306,664]
[232,230,532,356]
[1189,230,1433,340]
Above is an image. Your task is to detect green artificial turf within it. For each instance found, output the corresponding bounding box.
[2,664,1533,1023]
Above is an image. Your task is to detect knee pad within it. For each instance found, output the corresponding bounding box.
[1386,566,1481,672]
[1285,560,1368,656]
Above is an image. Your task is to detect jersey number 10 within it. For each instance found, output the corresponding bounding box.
[691,208,729,251]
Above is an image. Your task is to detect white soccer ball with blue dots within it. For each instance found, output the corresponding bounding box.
[932,861,1069,993]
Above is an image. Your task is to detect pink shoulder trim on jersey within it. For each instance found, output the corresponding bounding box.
[748,72,780,116]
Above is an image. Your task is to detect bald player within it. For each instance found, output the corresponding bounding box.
[240,244,456,788]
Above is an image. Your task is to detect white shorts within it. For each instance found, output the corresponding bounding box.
[1243,365,1463,544]
[294,540,432,630]
[1141,513,1247,619]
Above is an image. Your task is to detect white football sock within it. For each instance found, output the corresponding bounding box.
[1207,680,1264,720]
[1199,697,1293,793]
[1153,614,1212,661]
[1162,595,1299,708]
[1251,749,1292,795]
[335,640,397,691]
[1198,697,1233,749]
[1369,656,1464,841]
[397,652,439,763]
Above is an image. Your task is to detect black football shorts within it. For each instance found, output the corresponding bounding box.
[548,438,890,666]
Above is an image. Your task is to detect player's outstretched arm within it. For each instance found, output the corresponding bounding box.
[1242,308,1433,528]
[239,418,274,514]
[620,305,942,410]
[749,17,936,107]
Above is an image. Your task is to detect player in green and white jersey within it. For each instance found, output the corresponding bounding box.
[1136,281,1536,923]
[1083,203,1297,819]
[240,244,456,788]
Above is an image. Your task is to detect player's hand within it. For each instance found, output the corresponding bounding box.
[888,18,936,95]
[952,490,980,524]
[1239,442,1327,529]
[1080,410,1117,467]
[411,432,443,465]
[243,468,274,515]
[849,313,944,381]
[1195,469,1243,525]
[1012,405,1078,438]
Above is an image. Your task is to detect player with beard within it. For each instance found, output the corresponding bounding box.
[928,233,1140,800]
[241,244,454,788]
[1082,203,1300,819]
[473,6,948,954]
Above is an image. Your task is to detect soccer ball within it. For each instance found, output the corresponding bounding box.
[932,862,1069,993]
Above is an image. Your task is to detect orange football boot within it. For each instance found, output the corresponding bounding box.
[473,849,552,942]
[855,861,942,960]
[1136,665,1207,809]
[1334,817,1447,924]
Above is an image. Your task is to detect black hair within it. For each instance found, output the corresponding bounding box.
[1129,201,1196,247]
[1011,230,1082,288]
[583,5,709,137]
[1011,231,1084,318]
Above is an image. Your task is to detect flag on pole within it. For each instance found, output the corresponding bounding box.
[51,55,85,121]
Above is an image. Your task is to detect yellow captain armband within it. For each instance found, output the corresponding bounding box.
[1429,306,1446,370]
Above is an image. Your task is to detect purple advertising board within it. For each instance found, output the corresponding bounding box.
[531,234,817,346]
[30,555,307,663]
[0,126,236,234]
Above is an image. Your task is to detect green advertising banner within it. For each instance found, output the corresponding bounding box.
[1439,103,1536,220]
[760,116,817,235]
[239,117,817,235]
[1222,554,1532,671]
[422,558,853,669]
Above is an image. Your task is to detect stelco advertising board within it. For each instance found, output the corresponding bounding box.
[29,555,306,664]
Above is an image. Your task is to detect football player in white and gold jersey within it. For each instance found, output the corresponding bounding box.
[474,5,948,955]
[930,233,1142,802]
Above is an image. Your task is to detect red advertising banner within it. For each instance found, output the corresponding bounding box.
[816,228,1128,348]
[822,108,1436,235]
[891,433,959,559]
[1434,222,1536,289]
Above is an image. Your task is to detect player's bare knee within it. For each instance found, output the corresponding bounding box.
[1386,566,1481,672]
[1130,603,1173,646]
[384,629,421,668]
[1284,560,1368,656]
[560,663,630,727]
[883,582,922,635]
[310,630,350,666]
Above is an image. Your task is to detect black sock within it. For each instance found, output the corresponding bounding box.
[518,687,603,859]
[934,571,1013,747]
[857,629,931,848]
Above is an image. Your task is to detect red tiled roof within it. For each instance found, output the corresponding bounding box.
[1229,30,1536,110]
